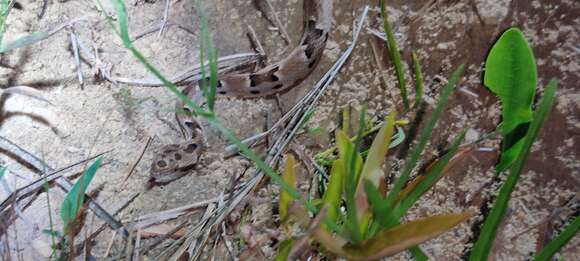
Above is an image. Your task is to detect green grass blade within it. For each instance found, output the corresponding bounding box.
[469,80,558,261]
[411,52,424,108]
[484,28,538,173]
[381,65,464,228]
[197,1,218,111]
[533,215,580,261]
[60,157,102,230]
[380,0,409,110]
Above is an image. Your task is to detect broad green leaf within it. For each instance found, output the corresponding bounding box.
[339,212,471,260]
[322,159,344,230]
[484,28,538,172]
[534,215,580,261]
[279,154,297,222]
[60,157,102,230]
[470,80,557,261]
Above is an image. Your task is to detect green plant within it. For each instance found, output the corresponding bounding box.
[60,157,102,234]
[380,0,409,110]
[275,66,472,259]
[469,28,566,260]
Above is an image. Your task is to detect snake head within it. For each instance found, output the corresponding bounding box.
[149,140,202,184]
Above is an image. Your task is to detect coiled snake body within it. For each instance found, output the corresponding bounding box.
[150,0,333,184]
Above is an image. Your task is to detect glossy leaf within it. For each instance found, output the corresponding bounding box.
[470,80,557,261]
[484,28,538,172]
[61,157,102,230]
[279,154,297,222]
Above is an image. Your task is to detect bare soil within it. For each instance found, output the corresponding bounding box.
[0,0,578,260]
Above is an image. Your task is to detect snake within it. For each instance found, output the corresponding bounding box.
[149,0,334,184]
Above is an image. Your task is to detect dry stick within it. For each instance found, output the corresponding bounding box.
[74,193,139,256]
[254,0,291,45]
[187,7,370,258]
[247,25,267,66]
[0,136,130,239]
[369,38,390,90]
[70,30,84,88]
[120,136,153,189]
[130,196,220,229]
[132,20,197,42]
[157,0,171,38]
[140,220,189,255]
[38,0,48,19]
[0,151,109,212]
[71,34,116,84]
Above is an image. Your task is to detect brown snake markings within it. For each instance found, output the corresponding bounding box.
[149,0,334,184]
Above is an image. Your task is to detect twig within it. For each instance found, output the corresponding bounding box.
[157,0,171,38]
[73,193,140,255]
[0,136,130,239]
[120,136,153,189]
[69,30,84,88]
[254,0,291,45]
[130,197,219,229]
[140,220,189,255]
[132,20,196,42]
[246,25,267,66]
[38,0,48,19]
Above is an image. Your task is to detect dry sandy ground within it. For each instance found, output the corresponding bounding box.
[0,0,578,260]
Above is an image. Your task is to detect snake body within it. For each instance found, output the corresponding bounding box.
[150,0,333,184]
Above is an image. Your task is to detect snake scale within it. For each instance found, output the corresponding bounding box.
[150,0,333,184]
